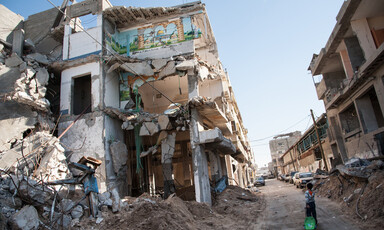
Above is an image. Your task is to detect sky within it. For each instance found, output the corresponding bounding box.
[2,0,345,168]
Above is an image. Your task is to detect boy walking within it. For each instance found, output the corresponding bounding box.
[305,183,317,225]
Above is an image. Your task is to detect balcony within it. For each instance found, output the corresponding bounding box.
[315,79,327,100]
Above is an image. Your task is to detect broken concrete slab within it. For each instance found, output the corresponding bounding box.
[107,62,120,74]
[139,122,159,136]
[12,29,24,57]
[199,127,224,144]
[121,62,154,76]
[152,58,168,71]
[5,53,23,67]
[159,61,176,78]
[9,205,40,230]
[36,67,49,86]
[158,115,171,130]
[175,59,196,71]
[109,141,128,174]
[26,53,50,65]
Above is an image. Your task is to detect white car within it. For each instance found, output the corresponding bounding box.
[294,172,314,188]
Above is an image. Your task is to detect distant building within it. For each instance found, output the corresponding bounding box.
[308,0,384,164]
[269,131,301,175]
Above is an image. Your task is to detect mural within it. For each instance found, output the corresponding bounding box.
[106,17,202,56]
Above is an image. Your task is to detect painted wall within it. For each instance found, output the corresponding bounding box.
[106,16,201,59]
[60,62,101,115]
[64,15,103,60]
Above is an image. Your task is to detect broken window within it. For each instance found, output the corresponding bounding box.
[339,104,360,135]
[72,75,91,115]
[355,87,384,133]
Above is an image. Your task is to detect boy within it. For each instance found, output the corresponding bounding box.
[305,183,317,225]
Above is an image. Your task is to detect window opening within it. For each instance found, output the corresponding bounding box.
[73,75,91,115]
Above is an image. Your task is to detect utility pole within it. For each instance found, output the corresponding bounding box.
[310,109,329,172]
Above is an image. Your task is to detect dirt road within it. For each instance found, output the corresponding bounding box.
[254,179,362,230]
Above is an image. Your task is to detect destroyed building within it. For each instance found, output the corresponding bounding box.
[269,131,301,175]
[308,0,384,164]
[281,114,333,174]
[0,0,255,210]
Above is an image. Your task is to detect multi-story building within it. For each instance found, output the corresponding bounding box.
[281,114,333,174]
[269,131,301,175]
[3,0,254,205]
[309,0,384,164]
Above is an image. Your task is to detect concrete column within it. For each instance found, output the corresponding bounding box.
[329,115,348,162]
[12,29,24,57]
[238,164,244,188]
[351,18,376,58]
[161,132,176,199]
[188,74,211,205]
[138,29,145,50]
[181,141,191,186]
[63,24,72,60]
[208,150,220,184]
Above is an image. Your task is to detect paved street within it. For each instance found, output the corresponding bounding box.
[253,179,362,230]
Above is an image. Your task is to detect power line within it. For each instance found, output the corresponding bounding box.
[45,0,184,112]
[249,115,310,142]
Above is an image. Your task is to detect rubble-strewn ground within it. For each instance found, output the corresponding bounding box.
[313,160,384,230]
[75,186,264,230]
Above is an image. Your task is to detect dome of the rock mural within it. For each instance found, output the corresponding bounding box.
[157,30,165,36]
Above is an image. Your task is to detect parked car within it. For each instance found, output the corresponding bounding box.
[278,174,284,181]
[284,173,290,182]
[254,177,265,186]
[292,172,300,185]
[289,171,298,184]
[294,172,314,188]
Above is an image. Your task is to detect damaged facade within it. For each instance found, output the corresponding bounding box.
[269,131,301,176]
[309,0,384,164]
[281,114,333,174]
[0,0,255,218]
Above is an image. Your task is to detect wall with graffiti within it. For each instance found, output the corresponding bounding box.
[106,16,202,58]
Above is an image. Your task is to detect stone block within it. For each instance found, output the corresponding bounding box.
[10,205,40,230]
[70,205,83,219]
[199,128,223,144]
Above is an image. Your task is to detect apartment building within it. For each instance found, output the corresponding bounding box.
[309,0,384,163]
[269,131,301,175]
[14,0,255,205]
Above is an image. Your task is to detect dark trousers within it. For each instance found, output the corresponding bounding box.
[306,202,317,224]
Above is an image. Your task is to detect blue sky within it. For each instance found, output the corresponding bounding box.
[2,0,344,167]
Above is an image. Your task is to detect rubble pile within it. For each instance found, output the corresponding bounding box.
[75,186,263,230]
[313,158,384,229]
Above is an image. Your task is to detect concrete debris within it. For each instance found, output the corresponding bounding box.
[151,58,168,71]
[5,53,23,67]
[198,65,209,81]
[98,192,113,208]
[109,141,128,174]
[175,59,196,71]
[25,53,50,65]
[159,61,176,78]
[35,67,49,86]
[9,205,40,230]
[71,205,83,219]
[140,122,159,136]
[158,114,172,130]
[121,62,154,76]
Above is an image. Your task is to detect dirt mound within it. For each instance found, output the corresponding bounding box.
[75,185,264,230]
[314,162,384,230]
